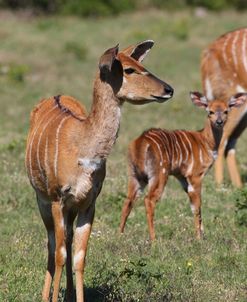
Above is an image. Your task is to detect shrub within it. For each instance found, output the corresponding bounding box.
[234,188,247,227]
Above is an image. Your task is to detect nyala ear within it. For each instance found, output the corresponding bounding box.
[228,92,247,108]
[190,91,208,108]
[99,44,119,74]
[121,40,154,62]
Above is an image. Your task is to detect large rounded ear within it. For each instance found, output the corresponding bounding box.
[190,91,208,108]
[99,44,119,74]
[121,40,154,62]
[228,92,247,108]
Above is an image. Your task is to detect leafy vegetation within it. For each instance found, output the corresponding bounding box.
[0,0,247,16]
[0,9,246,302]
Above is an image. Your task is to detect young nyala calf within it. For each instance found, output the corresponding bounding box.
[120,92,246,240]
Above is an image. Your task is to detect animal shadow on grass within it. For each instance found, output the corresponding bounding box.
[53,286,111,302]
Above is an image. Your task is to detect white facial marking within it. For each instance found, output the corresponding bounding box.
[205,78,213,101]
[54,116,70,177]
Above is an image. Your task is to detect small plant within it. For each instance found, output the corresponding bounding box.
[64,41,88,61]
[234,188,247,227]
[172,19,190,41]
[8,64,29,82]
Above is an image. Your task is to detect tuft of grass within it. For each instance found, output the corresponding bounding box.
[234,188,247,227]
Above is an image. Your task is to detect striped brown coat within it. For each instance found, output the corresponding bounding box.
[201,27,247,188]
[120,92,246,240]
[25,41,173,302]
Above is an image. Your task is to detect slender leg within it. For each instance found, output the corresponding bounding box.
[74,203,95,302]
[186,177,203,239]
[144,174,167,241]
[214,141,225,186]
[120,176,141,233]
[65,209,77,301]
[36,194,55,302]
[226,149,242,188]
[51,201,66,302]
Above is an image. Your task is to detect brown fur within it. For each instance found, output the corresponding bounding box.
[25,41,173,302]
[120,92,246,241]
[201,28,247,187]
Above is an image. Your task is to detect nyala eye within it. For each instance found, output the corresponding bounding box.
[124,68,135,75]
[209,111,214,115]
[224,110,228,114]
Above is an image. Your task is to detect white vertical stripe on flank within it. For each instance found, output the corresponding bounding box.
[222,34,230,65]
[178,131,188,162]
[145,133,164,166]
[205,78,213,101]
[159,131,171,162]
[174,133,183,166]
[180,132,194,175]
[36,112,62,182]
[44,137,49,190]
[242,29,247,74]
[54,116,70,178]
[28,105,57,186]
[232,30,240,70]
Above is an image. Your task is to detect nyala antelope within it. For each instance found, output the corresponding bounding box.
[201,27,247,188]
[25,41,173,302]
[120,92,246,241]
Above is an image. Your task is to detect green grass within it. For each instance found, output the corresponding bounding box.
[0,9,247,302]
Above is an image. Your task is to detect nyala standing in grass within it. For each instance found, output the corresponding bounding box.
[120,92,246,241]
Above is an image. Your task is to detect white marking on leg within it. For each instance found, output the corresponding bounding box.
[228,149,236,155]
[199,148,203,164]
[188,184,195,192]
[54,116,70,178]
[60,246,67,262]
[73,250,85,268]
[205,78,213,101]
[190,203,196,214]
[243,30,247,74]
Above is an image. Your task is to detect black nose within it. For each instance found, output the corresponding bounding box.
[164,84,174,96]
[216,120,223,126]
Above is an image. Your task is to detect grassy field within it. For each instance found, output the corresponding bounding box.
[0,8,247,302]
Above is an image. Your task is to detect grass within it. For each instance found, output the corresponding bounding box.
[0,8,247,302]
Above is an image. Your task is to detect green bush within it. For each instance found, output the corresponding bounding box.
[234,188,247,227]
[0,0,247,15]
